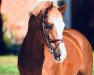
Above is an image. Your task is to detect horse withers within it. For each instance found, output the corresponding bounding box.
[18,2,93,75]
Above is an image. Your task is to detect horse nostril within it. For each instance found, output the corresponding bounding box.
[54,53,61,61]
[57,54,61,60]
[58,54,61,58]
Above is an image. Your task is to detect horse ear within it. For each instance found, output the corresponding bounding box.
[58,4,67,14]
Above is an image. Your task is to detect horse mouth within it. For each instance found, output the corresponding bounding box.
[53,43,67,62]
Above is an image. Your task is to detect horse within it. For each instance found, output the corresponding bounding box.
[18,2,93,75]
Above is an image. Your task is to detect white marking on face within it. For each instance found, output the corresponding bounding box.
[53,16,65,39]
[53,16,67,62]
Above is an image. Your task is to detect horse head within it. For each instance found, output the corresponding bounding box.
[32,2,67,62]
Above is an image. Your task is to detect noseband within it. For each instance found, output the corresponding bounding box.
[38,3,63,54]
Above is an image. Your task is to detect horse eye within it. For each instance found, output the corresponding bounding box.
[45,25,54,29]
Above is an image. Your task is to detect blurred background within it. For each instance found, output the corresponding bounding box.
[0,0,94,75]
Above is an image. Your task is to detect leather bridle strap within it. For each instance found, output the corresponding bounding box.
[49,39,63,43]
[42,22,55,53]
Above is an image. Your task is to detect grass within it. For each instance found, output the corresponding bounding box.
[0,55,19,75]
[0,53,94,75]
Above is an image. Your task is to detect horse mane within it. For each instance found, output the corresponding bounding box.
[28,14,41,32]
[29,2,53,17]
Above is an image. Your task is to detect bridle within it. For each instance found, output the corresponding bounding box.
[38,3,63,56]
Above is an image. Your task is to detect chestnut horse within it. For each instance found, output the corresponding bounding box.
[18,2,93,75]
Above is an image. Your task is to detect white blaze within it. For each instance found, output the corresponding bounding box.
[54,17,65,39]
[54,16,67,62]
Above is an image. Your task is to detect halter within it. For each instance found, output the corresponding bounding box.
[38,3,63,56]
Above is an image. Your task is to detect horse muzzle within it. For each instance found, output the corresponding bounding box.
[53,43,67,62]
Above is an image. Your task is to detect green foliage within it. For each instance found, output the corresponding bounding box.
[2,14,15,50]
[3,32,12,48]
